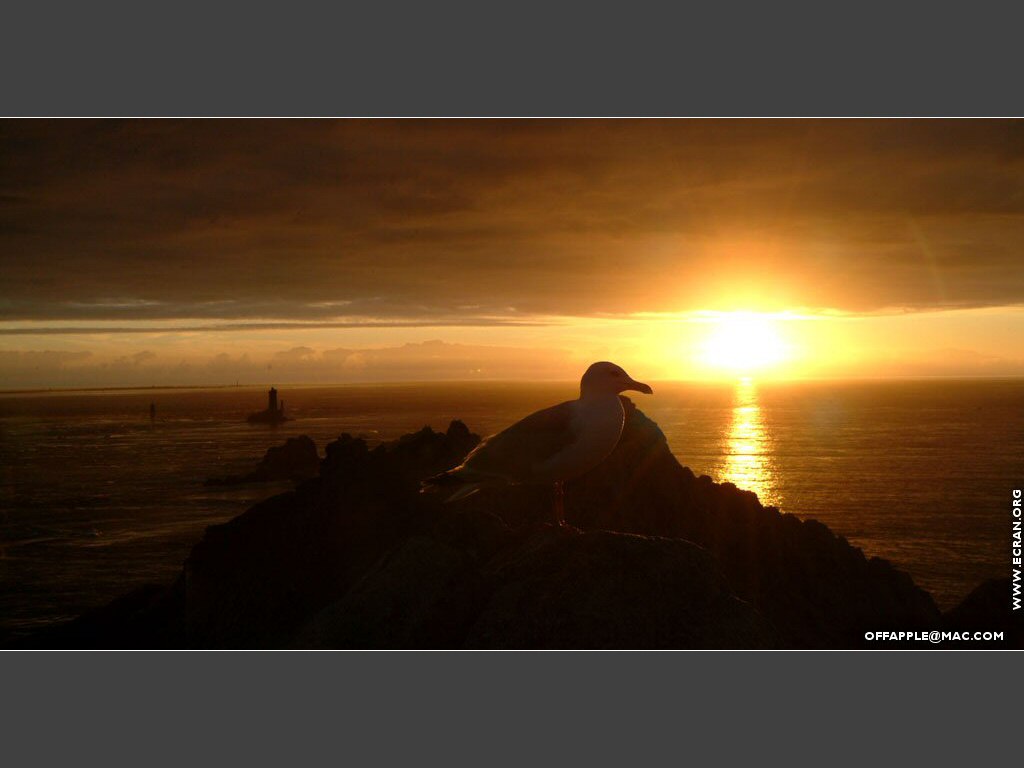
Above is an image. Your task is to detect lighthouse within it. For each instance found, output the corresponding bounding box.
[247,387,290,424]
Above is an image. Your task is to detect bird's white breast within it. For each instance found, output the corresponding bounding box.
[534,396,624,482]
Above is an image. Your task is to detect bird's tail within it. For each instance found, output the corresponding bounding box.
[419,468,484,503]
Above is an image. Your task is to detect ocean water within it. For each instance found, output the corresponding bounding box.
[1,378,1021,637]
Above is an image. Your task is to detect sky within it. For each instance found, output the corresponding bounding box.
[2,119,1024,388]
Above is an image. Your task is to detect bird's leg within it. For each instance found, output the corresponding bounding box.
[553,481,565,526]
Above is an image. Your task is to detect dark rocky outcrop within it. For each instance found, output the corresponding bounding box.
[205,435,319,486]
[31,399,1019,649]
[29,581,185,649]
[942,578,1024,647]
[292,523,776,649]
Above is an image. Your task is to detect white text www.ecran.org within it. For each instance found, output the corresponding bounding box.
[1013,489,1021,611]
[864,631,1004,644]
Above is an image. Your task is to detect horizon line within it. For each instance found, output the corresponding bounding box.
[4,373,1024,396]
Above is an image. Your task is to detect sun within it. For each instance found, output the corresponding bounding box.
[696,311,791,374]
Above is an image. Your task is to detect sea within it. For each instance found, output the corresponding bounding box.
[1,378,1022,638]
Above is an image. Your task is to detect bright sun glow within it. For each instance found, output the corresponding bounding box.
[696,312,791,374]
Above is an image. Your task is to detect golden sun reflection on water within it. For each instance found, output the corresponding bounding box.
[720,377,777,507]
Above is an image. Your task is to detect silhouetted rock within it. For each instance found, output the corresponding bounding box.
[206,435,319,486]
[27,581,184,649]
[943,578,1024,648]
[464,527,776,649]
[181,422,482,647]
[292,525,495,649]
[291,522,775,649]
[37,401,978,649]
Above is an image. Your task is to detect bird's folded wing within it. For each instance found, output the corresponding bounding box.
[461,400,578,483]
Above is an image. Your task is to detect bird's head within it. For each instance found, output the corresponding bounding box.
[579,362,653,399]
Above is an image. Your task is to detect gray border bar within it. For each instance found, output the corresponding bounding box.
[3,651,1016,764]
[3,3,1022,116]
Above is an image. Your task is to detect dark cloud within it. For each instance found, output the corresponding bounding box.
[0,317,551,335]
[3,119,1024,322]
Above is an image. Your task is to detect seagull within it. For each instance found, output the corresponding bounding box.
[421,362,653,525]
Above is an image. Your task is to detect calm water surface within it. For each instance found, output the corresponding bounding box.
[1,378,1021,636]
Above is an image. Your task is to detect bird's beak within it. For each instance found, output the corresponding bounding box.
[627,379,653,395]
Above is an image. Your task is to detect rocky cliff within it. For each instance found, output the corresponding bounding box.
[205,435,319,486]
[35,399,1020,649]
